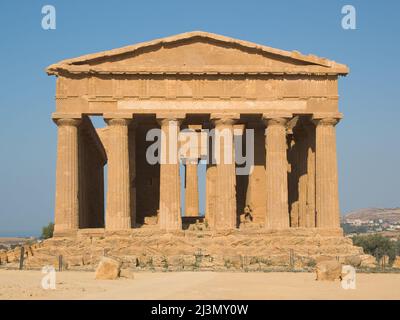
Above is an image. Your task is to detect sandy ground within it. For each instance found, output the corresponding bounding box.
[0,269,399,300]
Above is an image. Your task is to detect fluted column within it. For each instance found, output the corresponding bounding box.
[159,118,182,231]
[314,117,340,228]
[244,121,266,223]
[304,122,316,227]
[54,118,81,234]
[212,116,237,230]
[185,159,199,216]
[205,131,216,228]
[128,122,137,227]
[294,126,308,227]
[264,117,290,229]
[104,118,131,230]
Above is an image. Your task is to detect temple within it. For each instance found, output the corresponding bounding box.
[47,31,347,236]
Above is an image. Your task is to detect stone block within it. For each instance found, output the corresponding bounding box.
[95,257,121,280]
[392,256,400,269]
[359,254,377,268]
[344,255,362,267]
[315,260,342,281]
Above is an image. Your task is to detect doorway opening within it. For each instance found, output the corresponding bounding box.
[181,159,206,230]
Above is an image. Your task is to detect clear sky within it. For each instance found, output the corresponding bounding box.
[0,1,399,236]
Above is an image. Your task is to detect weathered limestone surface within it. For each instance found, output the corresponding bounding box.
[158,118,182,231]
[213,116,237,230]
[205,163,216,228]
[359,254,378,268]
[1,229,368,272]
[104,117,132,230]
[41,32,357,268]
[244,122,266,224]
[315,260,342,281]
[128,122,137,227]
[95,257,121,280]
[315,118,340,228]
[264,117,289,229]
[392,256,400,269]
[305,122,316,228]
[53,118,81,234]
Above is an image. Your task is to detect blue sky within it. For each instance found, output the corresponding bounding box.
[0,1,399,236]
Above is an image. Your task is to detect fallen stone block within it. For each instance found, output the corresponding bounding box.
[344,255,362,267]
[392,256,400,269]
[316,260,342,281]
[95,257,121,280]
[359,254,377,268]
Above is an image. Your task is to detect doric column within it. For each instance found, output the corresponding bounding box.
[304,121,316,228]
[314,117,340,228]
[205,130,216,228]
[53,117,81,234]
[205,163,216,227]
[287,133,299,227]
[212,115,237,230]
[128,122,137,227]
[185,159,199,216]
[294,126,308,227]
[264,117,290,229]
[104,117,132,230]
[158,118,182,231]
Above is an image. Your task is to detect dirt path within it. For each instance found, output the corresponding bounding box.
[0,270,399,300]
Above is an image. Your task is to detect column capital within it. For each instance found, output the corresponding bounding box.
[105,118,132,126]
[263,117,289,127]
[312,117,340,127]
[103,113,133,125]
[157,118,183,129]
[210,113,239,122]
[210,114,239,126]
[52,112,82,120]
[54,118,82,127]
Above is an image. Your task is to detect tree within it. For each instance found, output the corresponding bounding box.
[352,234,396,264]
[41,222,54,239]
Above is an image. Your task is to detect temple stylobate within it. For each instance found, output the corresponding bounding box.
[47,31,347,236]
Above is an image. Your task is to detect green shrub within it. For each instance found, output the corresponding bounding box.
[41,222,54,239]
[352,234,396,264]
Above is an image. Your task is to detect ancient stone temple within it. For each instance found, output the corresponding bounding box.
[16,31,365,271]
[48,31,345,234]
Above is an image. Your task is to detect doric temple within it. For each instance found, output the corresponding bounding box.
[47,31,348,236]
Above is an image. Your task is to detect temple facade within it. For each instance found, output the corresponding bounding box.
[47,31,347,236]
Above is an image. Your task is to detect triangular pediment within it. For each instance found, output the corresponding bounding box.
[47,31,348,76]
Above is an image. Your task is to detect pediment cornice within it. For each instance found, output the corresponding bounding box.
[46,31,349,76]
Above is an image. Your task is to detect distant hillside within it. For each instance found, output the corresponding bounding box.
[0,237,36,250]
[344,208,400,224]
